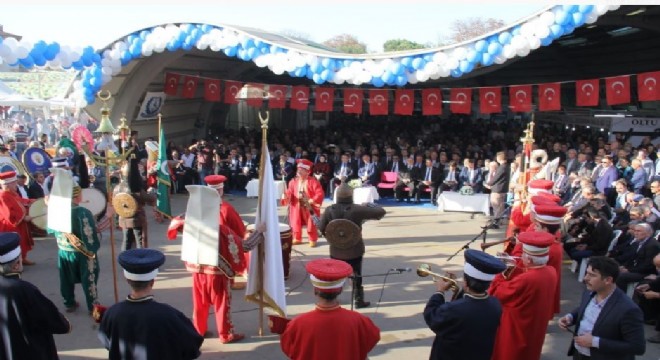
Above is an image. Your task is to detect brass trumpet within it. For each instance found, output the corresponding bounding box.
[416,263,461,300]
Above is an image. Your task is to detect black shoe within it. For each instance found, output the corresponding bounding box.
[355,301,371,309]
[648,333,660,343]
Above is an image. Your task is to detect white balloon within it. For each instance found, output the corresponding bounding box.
[494,55,507,64]
[142,49,153,57]
[60,58,72,68]
[272,64,285,75]
[416,69,429,82]
[362,59,375,71]
[539,11,556,26]
[596,4,609,15]
[0,44,10,57]
[113,41,127,51]
[503,44,516,59]
[452,47,467,60]
[535,24,550,39]
[585,11,598,24]
[380,58,393,69]
[516,46,530,57]
[608,5,619,11]
[349,60,363,73]
[446,57,459,70]
[370,64,384,77]
[101,66,113,75]
[283,60,296,72]
[154,44,166,53]
[407,72,418,84]
[48,58,61,68]
[424,61,440,76]
[438,66,450,77]
[528,36,541,50]
[358,71,372,83]
[3,54,17,65]
[520,22,535,38]
[15,46,29,59]
[196,41,209,51]
[101,73,112,84]
[432,51,448,64]
[3,37,18,51]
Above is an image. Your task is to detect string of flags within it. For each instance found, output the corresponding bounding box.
[163,70,660,116]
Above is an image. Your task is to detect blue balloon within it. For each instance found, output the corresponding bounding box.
[400,57,412,68]
[481,53,494,66]
[395,75,407,87]
[474,40,488,53]
[93,66,102,78]
[92,53,102,64]
[127,35,139,44]
[200,24,213,33]
[411,57,425,70]
[33,55,47,67]
[182,41,193,51]
[555,9,570,25]
[459,60,474,73]
[572,12,585,27]
[43,43,60,60]
[140,30,150,40]
[90,76,102,87]
[487,42,502,55]
[246,47,258,60]
[292,67,306,77]
[381,71,395,84]
[540,36,553,46]
[549,24,564,38]
[498,32,512,45]
[562,5,578,13]
[579,5,594,14]
[564,24,575,35]
[390,62,404,76]
[120,53,132,66]
[181,24,194,34]
[312,73,324,85]
[19,56,34,68]
[511,26,521,36]
[372,77,384,88]
[450,68,463,78]
[166,40,180,52]
[466,49,479,63]
[310,59,323,74]
[223,46,238,57]
[241,37,255,49]
[130,43,142,57]
[320,69,332,81]
[423,54,434,62]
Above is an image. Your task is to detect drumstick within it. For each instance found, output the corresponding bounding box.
[31,213,47,218]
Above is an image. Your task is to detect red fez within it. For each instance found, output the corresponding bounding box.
[533,205,567,225]
[306,258,353,293]
[530,195,556,207]
[518,231,555,256]
[527,179,554,195]
[0,171,17,185]
[205,175,227,189]
[537,192,561,203]
[296,159,313,171]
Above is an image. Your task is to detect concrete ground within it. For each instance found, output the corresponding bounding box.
[21,192,660,359]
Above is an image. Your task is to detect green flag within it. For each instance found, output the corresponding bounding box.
[156,128,171,218]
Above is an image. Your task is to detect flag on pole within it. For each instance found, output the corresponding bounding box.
[245,140,287,317]
[156,128,171,218]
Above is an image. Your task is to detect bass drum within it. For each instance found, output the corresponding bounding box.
[22,147,52,178]
[28,198,48,230]
[80,188,107,218]
[0,155,28,179]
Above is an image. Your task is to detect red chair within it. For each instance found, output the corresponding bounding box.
[376,171,397,197]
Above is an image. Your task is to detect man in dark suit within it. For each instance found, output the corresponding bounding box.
[458,158,483,193]
[616,222,660,291]
[27,171,46,199]
[559,256,646,360]
[415,159,441,204]
[565,207,614,262]
[553,164,571,202]
[395,157,415,202]
[273,154,294,185]
[634,253,660,343]
[565,149,579,176]
[441,161,459,192]
[487,152,510,227]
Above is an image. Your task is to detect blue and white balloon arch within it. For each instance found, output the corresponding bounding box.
[0,4,617,108]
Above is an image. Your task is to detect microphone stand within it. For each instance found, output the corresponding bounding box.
[446,203,512,261]
[349,269,408,311]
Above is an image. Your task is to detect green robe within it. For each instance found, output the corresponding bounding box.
[53,205,100,311]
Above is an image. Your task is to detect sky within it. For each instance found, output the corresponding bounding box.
[1,1,545,53]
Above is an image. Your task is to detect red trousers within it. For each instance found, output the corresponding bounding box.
[291,209,318,242]
[191,272,236,341]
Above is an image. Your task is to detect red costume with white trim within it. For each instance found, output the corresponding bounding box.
[282,160,324,243]
[0,171,33,261]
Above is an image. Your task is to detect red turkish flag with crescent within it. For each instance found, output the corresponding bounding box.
[204,79,221,102]
[638,71,660,102]
[289,86,309,110]
[369,90,389,115]
[315,87,334,112]
[421,89,442,116]
[246,83,264,108]
[343,89,363,114]
[605,75,630,105]
[163,73,179,96]
[450,88,472,114]
[509,85,532,112]
[538,83,561,111]
[394,89,414,115]
[575,79,599,106]
[479,87,502,114]
[181,76,198,99]
[224,80,242,104]
[268,85,287,109]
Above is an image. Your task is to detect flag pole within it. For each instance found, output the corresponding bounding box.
[106,150,119,303]
[255,110,270,336]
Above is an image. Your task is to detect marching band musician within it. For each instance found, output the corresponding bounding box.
[280,258,380,360]
[0,171,35,265]
[318,181,386,309]
[114,158,156,251]
[98,249,203,359]
[489,231,557,360]
[0,232,72,359]
[423,249,507,360]
[51,184,101,314]
[282,159,324,248]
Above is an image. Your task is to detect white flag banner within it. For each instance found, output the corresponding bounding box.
[245,141,287,317]
[47,168,73,233]
[181,185,220,266]
[136,92,166,120]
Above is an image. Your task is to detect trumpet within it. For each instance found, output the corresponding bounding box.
[416,263,461,301]
[496,252,519,280]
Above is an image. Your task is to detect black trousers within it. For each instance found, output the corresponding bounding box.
[331,256,363,298]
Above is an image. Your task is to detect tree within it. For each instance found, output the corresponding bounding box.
[322,34,367,54]
[383,39,427,52]
[446,17,506,44]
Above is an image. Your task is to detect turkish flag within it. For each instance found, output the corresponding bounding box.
[181,76,198,99]
[575,79,599,106]
[204,79,221,102]
[538,83,561,111]
[479,87,502,114]
[343,89,363,114]
[394,89,414,115]
[163,73,179,96]
[509,85,532,112]
[223,80,242,104]
[638,71,660,102]
[421,89,442,115]
[369,90,389,115]
[289,86,309,110]
[268,85,287,109]
[315,87,334,112]
[246,83,264,108]
[450,88,472,114]
[605,75,630,105]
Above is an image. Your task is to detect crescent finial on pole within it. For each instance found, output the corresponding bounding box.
[259,110,269,129]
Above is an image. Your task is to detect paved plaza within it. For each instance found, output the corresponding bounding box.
[22,192,660,359]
